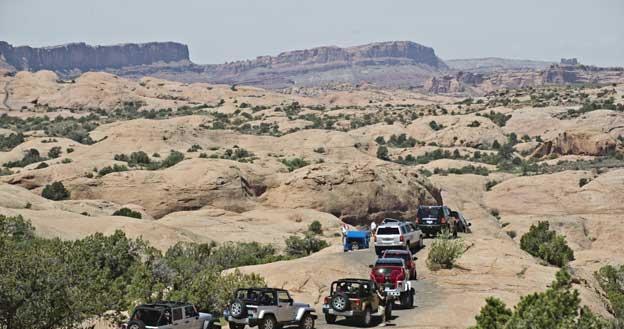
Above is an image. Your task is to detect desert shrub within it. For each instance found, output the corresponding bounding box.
[387,133,418,148]
[0,167,14,176]
[42,181,70,200]
[490,208,500,219]
[61,158,72,164]
[112,208,142,219]
[483,111,512,127]
[375,136,386,145]
[98,164,129,177]
[313,147,326,153]
[468,120,481,127]
[158,150,185,169]
[129,151,150,165]
[520,221,574,267]
[36,162,49,169]
[308,220,323,235]
[4,148,46,168]
[429,120,445,131]
[187,144,203,152]
[48,146,62,159]
[506,230,517,239]
[595,265,624,320]
[579,177,590,187]
[485,180,499,191]
[376,146,389,160]
[0,132,25,151]
[427,229,465,270]
[472,268,610,329]
[281,157,310,171]
[285,233,329,257]
[221,147,254,162]
[66,147,74,153]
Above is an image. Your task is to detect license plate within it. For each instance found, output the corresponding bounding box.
[427,220,432,224]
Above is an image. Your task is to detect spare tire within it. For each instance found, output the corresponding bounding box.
[330,293,350,312]
[229,299,248,319]
[127,321,146,329]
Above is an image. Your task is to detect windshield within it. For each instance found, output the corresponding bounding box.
[235,289,275,305]
[384,252,410,263]
[418,207,442,218]
[377,227,400,235]
[131,308,164,326]
[375,259,403,267]
[333,281,369,297]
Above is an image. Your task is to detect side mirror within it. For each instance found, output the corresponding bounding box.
[288,299,294,305]
[413,256,418,260]
[468,223,472,226]
[368,264,374,269]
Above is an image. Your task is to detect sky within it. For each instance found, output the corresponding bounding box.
[1,0,623,66]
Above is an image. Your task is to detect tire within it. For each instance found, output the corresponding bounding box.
[299,313,315,329]
[331,293,350,312]
[260,316,277,329]
[418,235,424,249]
[324,314,337,324]
[408,292,414,308]
[127,321,145,329]
[230,299,248,319]
[229,323,245,329]
[358,307,372,327]
[400,293,410,308]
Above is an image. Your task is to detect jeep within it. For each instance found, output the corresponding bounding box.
[416,205,452,237]
[322,279,381,327]
[344,230,370,252]
[373,220,423,256]
[369,258,415,308]
[225,288,316,329]
[125,301,219,329]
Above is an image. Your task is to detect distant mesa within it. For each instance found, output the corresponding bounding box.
[560,58,579,65]
[0,41,189,72]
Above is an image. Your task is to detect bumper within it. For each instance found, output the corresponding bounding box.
[419,224,444,234]
[322,306,363,317]
[228,316,259,326]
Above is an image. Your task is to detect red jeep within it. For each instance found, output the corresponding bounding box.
[381,249,417,280]
[369,258,415,308]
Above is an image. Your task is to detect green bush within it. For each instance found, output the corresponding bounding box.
[520,221,574,267]
[281,157,310,171]
[41,181,70,200]
[429,120,445,131]
[4,148,46,168]
[48,146,62,159]
[36,162,49,169]
[308,220,323,235]
[159,150,185,168]
[98,164,129,177]
[595,265,624,320]
[472,269,610,329]
[376,146,389,160]
[0,132,25,151]
[285,233,329,257]
[483,111,512,127]
[112,208,142,219]
[426,229,465,270]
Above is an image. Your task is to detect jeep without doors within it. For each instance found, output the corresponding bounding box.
[125,301,219,329]
[373,220,423,256]
[225,288,316,329]
[450,210,472,233]
[344,230,370,252]
[322,279,381,327]
[416,205,453,237]
[381,249,417,280]
[369,258,415,308]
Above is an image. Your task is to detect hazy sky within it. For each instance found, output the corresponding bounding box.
[1,0,623,66]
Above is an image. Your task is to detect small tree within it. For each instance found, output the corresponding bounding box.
[427,229,465,270]
[308,221,323,235]
[42,181,70,201]
[473,297,512,329]
[48,146,62,159]
[112,208,142,219]
[520,221,574,267]
[285,233,329,258]
[376,146,389,160]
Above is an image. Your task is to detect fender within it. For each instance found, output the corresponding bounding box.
[258,310,272,319]
[295,307,317,321]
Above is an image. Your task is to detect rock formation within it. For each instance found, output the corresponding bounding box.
[0,41,189,72]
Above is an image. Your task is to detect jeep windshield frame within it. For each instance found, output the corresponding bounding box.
[331,280,373,298]
[130,307,166,327]
[234,288,278,306]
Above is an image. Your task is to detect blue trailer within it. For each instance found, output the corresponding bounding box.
[343,230,371,252]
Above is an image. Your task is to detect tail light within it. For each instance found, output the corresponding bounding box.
[399,235,404,242]
[324,296,330,305]
[441,217,447,224]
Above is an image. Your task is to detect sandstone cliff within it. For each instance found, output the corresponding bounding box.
[0,41,189,72]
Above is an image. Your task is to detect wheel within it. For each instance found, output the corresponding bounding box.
[358,307,372,327]
[259,316,277,329]
[230,299,248,319]
[331,293,350,312]
[408,292,414,308]
[324,314,337,324]
[127,321,145,329]
[229,322,245,329]
[299,313,315,329]
[400,293,410,308]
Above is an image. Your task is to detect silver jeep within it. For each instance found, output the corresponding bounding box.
[225,288,317,329]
